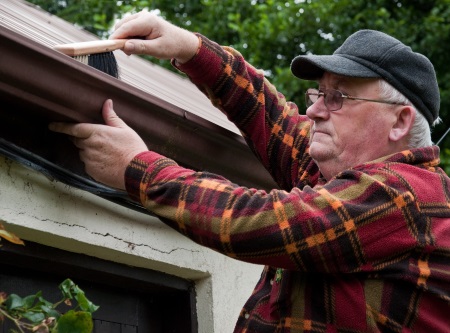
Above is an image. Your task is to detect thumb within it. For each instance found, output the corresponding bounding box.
[122,40,138,55]
[102,99,126,128]
[123,40,156,57]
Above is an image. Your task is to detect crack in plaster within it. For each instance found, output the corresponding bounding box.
[0,207,199,255]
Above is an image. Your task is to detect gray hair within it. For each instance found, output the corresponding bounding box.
[378,80,440,148]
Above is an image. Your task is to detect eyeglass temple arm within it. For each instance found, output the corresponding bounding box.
[436,126,450,146]
[346,96,405,106]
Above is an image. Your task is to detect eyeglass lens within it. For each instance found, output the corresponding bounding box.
[306,89,343,111]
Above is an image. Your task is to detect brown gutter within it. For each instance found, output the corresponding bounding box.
[0,26,277,190]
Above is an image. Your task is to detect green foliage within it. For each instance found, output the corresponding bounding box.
[57,311,93,333]
[0,279,98,333]
[58,279,99,315]
[441,148,450,175]
[25,0,450,170]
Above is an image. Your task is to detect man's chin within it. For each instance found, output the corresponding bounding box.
[309,143,334,163]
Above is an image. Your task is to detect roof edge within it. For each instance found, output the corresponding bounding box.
[0,26,277,190]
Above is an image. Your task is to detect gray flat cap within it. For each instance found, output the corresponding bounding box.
[291,30,440,125]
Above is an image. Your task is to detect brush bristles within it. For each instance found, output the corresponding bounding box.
[72,52,119,78]
[74,55,89,65]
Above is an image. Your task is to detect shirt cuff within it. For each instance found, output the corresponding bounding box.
[124,151,171,203]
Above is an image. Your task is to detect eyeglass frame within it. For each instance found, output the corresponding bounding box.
[305,88,407,111]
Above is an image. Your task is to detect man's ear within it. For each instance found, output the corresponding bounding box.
[389,106,415,142]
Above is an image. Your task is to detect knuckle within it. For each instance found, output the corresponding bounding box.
[71,124,84,138]
[138,41,147,53]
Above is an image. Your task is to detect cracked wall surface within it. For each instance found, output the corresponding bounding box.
[0,156,263,333]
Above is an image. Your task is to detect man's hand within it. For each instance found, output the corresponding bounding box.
[110,11,199,64]
[49,99,148,190]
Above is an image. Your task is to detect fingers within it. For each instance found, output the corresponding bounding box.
[109,10,199,62]
[48,122,95,139]
[113,12,141,32]
[110,11,157,40]
[111,12,167,57]
[49,100,128,138]
[102,99,127,128]
[122,39,165,58]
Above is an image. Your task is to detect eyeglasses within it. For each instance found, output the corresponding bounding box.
[305,88,406,111]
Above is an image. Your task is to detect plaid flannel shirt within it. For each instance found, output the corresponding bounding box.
[125,35,450,332]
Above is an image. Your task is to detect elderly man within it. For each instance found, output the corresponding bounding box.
[50,12,450,332]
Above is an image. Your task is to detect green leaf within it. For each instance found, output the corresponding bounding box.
[75,292,99,313]
[22,311,45,324]
[4,294,24,310]
[23,294,38,309]
[58,279,99,314]
[37,295,54,309]
[59,279,75,299]
[40,304,60,318]
[56,310,93,333]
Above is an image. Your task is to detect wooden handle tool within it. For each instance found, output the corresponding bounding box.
[53,39,128,56]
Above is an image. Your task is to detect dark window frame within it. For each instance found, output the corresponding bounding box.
[0,241,198,332]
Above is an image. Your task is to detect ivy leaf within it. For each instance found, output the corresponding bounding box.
[40,304,60,319]
[75,291,99,313]
[4,294,25,310]
[59,279,75,299]
[37,294,54,308]
[23,294,38,309]
[56,310,93,333]
[0,222,25,245]
[58,279,99,314]
[22,311,45,324]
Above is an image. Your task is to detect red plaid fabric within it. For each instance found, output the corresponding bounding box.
[125,35,450,332]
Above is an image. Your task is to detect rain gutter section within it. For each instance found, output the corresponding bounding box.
[0,26,277,192]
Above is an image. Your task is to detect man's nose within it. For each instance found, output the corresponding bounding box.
[306,96,330,120]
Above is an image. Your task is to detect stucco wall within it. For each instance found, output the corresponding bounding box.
[0,156,263,332]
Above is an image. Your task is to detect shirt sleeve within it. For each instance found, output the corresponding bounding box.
[126,35,424,274]
[174,34,319,190]
[125,150,421,274]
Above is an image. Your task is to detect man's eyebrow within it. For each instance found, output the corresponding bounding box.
[318,76,349,90]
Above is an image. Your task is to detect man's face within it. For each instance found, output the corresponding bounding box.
[306,73,398,179]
